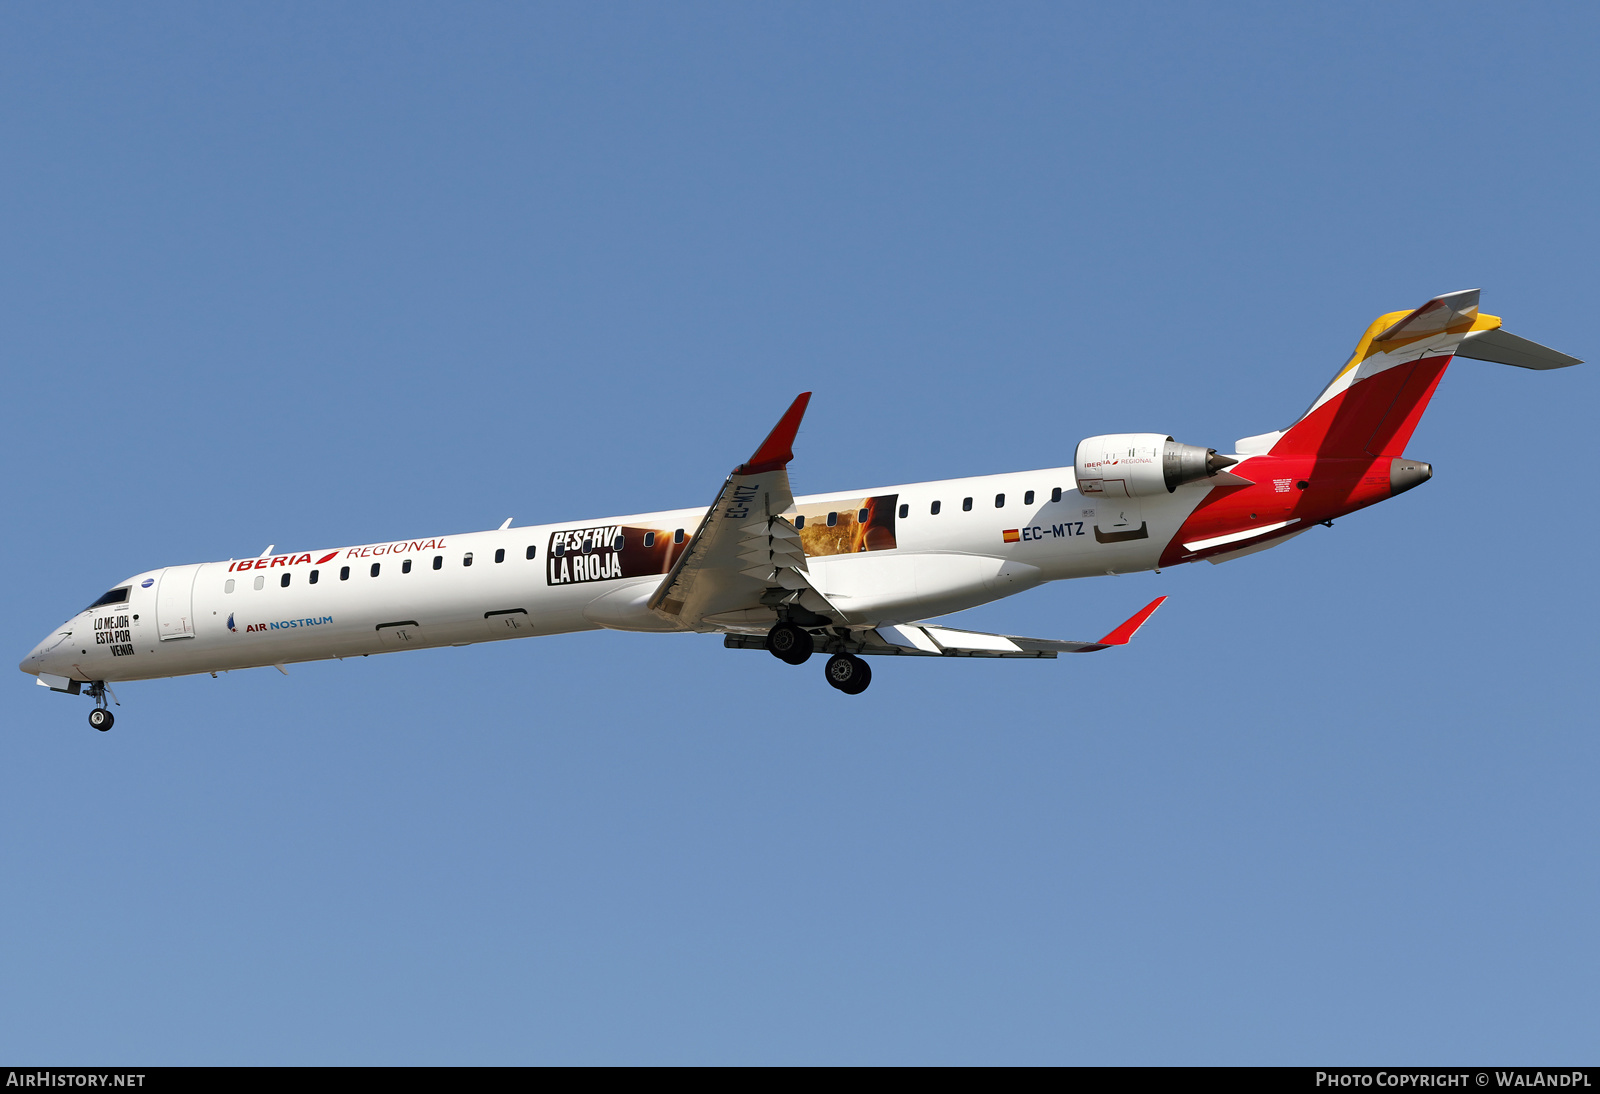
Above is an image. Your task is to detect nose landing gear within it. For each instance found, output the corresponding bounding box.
[85,681,118,731]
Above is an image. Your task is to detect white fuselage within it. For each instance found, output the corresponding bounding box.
[24,291,1573,704]
[21,466,1206,685]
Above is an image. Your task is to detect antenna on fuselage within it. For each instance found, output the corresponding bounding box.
[259,544,274,557]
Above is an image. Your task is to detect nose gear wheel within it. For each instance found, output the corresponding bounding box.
[84,681,119,731]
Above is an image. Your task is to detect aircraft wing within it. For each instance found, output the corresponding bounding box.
[648,393,838,630]
[722,596,1169,657]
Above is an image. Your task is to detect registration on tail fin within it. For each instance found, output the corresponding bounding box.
[1246,290,1580,460]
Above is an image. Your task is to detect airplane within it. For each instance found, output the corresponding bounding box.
[20,290,1580,729]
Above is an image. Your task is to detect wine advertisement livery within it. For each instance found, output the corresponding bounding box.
[21,291,1580,729]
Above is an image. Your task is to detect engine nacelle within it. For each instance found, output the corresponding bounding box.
[1075,433,1235,498]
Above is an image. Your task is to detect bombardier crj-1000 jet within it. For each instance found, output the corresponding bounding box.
[21,291,1580,729]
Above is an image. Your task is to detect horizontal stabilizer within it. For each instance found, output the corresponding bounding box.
[1457,327,1581,370]
[1371,288,1480,343]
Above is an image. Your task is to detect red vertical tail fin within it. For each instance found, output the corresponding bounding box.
[1266,290,1491,459]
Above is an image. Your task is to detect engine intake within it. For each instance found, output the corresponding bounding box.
[1075,433,1236,498]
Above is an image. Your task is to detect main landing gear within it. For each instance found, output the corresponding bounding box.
[766,621,813,666]
[824,653,871,695]
[86,681,117,731]
[764,623,873,694]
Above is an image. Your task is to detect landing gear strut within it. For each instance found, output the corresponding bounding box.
[824,653,871,695]
[85,681,117,731]
[766,621,814,666]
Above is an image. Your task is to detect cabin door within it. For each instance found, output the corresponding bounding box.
[155,564,202,640]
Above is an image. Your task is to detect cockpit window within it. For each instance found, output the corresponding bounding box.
[85,587,130,611]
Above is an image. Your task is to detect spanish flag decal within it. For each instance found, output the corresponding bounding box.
[1002,529,1020,543]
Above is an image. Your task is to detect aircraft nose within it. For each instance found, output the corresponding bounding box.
[20,630,66,676]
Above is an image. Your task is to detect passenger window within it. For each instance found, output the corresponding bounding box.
[554,542,565,557]
[526,545,537,559]
[370,563,380,577]
[309,570,319,584]
[1051,487,1062,503]
[433,555,443,570]
[402,559,412,574]
[1024,490,1034,505]
[463,552,473,567]
[674,529,684,544]
[612,534,625,551]
[931,500,941,515]
[643,532,655,547]
[340,566,350,581]
[858,508,868,523]
[280,573,291,588]
[224,579,235,594]
[495,548,505,564]
[581,537,593,554]
[995,493,1005,508]
[254,575,265,590]
[794,515,805,530]
[898,503,908,519]
[826,512,837,527]
[962,497,973,511]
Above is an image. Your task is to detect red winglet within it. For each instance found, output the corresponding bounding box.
[1096,596,1168,646]
[736,392,811,475]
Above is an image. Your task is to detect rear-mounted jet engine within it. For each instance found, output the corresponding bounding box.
[1074,433,1237,498]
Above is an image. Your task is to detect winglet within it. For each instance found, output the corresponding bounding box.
[1096,596,1168,646]
[736,393,811,475]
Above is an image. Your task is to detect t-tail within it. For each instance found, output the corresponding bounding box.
[1238,289,1581,463]
[1162,290,1580,567]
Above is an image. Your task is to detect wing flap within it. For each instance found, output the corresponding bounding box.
[920,626,1024,653]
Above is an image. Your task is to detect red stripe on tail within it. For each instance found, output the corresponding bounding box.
[1272,355,1451,458]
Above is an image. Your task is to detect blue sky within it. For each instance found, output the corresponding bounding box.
[2,2,1596,1064]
